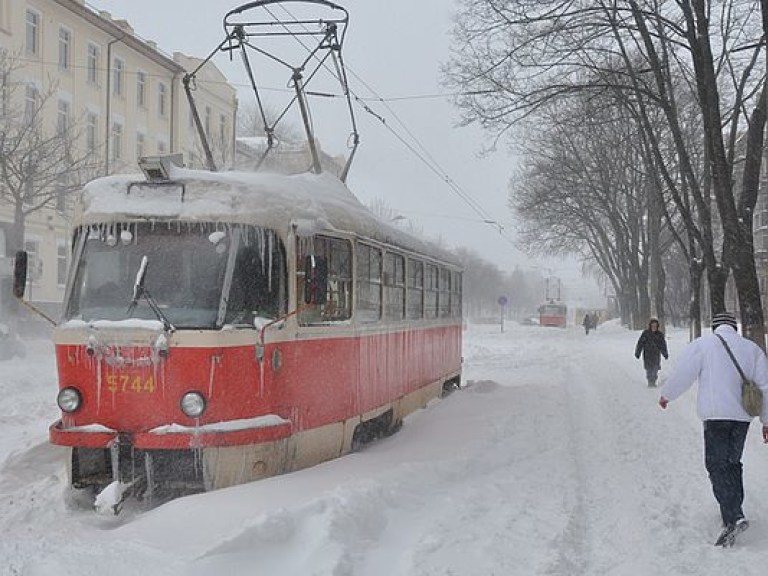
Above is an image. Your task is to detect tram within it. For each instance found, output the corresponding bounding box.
[538,301,567,328]
[14,156,462,503]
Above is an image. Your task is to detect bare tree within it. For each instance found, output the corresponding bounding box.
[237,102,301,143]
[444,0,768,345]
[511,95,654,327]
[0,50,100,256]
[366,197,424,237]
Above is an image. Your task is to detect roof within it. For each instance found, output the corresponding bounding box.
[74,167,460,267]
[54,0,184,74]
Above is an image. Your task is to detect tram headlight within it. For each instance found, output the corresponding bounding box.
[180,391,206,418]
[57,387,82,413]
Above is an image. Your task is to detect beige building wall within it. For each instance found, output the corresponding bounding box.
[0,0,237,310]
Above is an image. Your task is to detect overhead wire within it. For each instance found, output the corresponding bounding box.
[10,55,488,102]
[27,5,516,243]
[273,4,516,246]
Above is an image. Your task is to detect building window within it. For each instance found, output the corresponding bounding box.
[57,99,70,136]
[24,84,38,123]
[136,132,145,159]
[157,139,166,154]
[113,57,125,96]
[1,74,6,117]
[24,239,41,284]
[55,178,67,213]
[158,82,167,117]
[136,71,146,107]
[25,10,40,56]
[219,114,227,143]
[58,27,72,70]
[87,43,100,85]
[111,121,123,161]
[86,113,98,154]
[57,242,68,287]
[23,179,33,206]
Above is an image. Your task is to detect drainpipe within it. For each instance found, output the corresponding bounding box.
[170,71,178,153]
[104,33,126,175]
[231,94,238,170]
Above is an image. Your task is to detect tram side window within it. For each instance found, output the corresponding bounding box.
[356,243,382,322]
[406,259,424,320]
[384,252,405,320]
[225,227,287,325]
[297,236,352,325]
[451,271,463,318]
[438,268,451,317]
[425,264,438,319]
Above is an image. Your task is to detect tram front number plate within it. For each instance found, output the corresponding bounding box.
[106,374,156,394]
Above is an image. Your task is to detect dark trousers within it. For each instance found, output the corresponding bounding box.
[703,420,750,526]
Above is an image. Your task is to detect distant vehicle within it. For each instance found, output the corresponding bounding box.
[538,302,567,328]
[13,156,463,507]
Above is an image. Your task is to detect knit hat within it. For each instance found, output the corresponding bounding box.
[712,312,738,330]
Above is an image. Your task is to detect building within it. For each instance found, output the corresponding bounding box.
[0,0,237,313]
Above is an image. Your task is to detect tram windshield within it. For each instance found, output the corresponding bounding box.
[539,304,566,316]
[64,222,287,329]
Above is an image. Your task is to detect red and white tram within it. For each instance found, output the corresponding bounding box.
[18,157,462,502]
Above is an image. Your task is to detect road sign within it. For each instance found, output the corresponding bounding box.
[498,296,508,307]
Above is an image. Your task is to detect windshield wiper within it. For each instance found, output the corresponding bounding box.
[126,255,176,332]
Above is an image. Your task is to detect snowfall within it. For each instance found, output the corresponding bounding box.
[3,319,768,575]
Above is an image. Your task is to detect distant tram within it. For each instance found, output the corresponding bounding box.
[15,157,463,505]
[538,302,567,328]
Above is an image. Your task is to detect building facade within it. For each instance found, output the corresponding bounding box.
[0,0,237,310]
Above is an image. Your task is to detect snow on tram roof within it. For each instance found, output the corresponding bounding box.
[76,166,459,266]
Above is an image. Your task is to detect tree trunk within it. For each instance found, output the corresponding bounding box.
[635,259,650,329]
[708,265,728,317]
[734,88,767,350]
[619,290,632,327]
[11,202,25,254]
[648,179,665,327]
[689,258,703,340]
[733,252,765,350]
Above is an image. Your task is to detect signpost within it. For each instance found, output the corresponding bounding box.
[498,295,508,332]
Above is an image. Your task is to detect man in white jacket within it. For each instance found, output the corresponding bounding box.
[659,312,768,546]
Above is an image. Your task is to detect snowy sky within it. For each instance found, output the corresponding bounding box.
[5,321,768,573]
[85,1,534,271]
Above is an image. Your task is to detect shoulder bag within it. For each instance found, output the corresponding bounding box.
[715,334,764,418]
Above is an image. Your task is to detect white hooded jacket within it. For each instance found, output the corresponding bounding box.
[661,325,768,423]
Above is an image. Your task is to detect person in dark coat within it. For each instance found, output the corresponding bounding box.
[583,314,592,335]
[635,318,668,386]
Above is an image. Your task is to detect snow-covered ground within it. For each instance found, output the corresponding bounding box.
[2,320,768,575]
